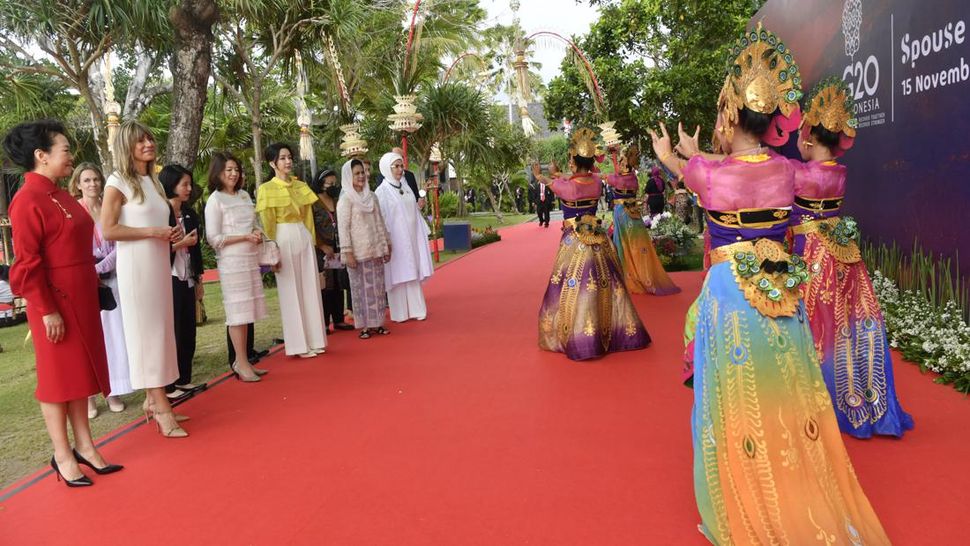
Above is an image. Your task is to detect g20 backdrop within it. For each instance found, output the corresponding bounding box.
[755,0,970,276]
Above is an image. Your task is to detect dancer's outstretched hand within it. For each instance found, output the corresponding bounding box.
[548,160,561,177]
[648,123,673,160]
[675,122,702,159]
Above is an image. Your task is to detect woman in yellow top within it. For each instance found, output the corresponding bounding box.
[255,143,327,358]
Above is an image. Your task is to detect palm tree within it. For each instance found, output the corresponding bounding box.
[212,0,369,182]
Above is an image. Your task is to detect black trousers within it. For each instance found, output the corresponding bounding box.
[227,323,256,365]
[536,202,551,225]
[322,288,346,327]
[170,277,197,389]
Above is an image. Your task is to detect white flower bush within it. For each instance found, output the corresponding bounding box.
[870,270,970,392]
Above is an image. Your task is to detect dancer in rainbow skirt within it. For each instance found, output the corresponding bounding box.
[792,77,913,438]
[653,25,890,544]
[603,145,681,296]
[533,129,650,361]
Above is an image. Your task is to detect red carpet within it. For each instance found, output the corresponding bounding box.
[1,222,967,545]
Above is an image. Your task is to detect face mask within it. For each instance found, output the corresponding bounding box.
[326,186,341,198]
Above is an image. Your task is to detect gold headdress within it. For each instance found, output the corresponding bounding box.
[569,128,598,159]
[717,23,803,146]
[802,76,857,147]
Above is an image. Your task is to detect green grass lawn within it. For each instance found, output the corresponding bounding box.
[0,283,283,489]
[442,213,534,231]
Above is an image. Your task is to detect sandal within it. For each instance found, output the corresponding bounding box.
[358,329,372,339]
[375,327,390,335]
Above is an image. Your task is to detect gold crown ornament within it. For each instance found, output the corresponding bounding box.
[717,23,803,145]
[569,128,598,159]
[801,76,857,155]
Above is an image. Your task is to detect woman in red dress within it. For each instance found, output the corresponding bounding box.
[4,120,123,487]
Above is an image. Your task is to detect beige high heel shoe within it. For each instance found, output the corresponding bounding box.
[232,362,262,383]
[152,410,188,438]
[142,397,190,424]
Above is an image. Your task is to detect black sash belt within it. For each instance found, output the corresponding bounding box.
[707,208,790,227]
[795,195,843,211]
[561,198,599,208]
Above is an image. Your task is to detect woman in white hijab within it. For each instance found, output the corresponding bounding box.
[375,152,433,322]
[337,158,392,338]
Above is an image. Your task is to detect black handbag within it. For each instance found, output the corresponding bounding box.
[98,284,117,311]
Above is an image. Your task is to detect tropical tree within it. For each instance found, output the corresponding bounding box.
[545,0,767,146]
[166,0,220,169]
[0,0,171,167]
[212,0,371,182]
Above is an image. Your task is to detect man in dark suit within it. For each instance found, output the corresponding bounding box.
[530,170,552,228]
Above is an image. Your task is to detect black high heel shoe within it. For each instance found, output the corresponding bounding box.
[50,456,93,487]
[72,449,124,475]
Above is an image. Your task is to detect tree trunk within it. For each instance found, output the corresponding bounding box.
[454,163,466,217]
[500,174,519,213]
[77,76,111,170]
[167,0,218,169]
[0,176,12,264]
[251,102,264,185]
[483,181,504,222]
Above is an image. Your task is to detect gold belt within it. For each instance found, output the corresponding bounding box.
[563,214,600,230]
[709,239,807,318]
[613,197,640,206]
[791,218,829,235]
[791,217,861,263]
[709,239,789,266]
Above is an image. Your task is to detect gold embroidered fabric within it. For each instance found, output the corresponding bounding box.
[563,215,609,246]
[792,218,861,263]
[710,239,809,317]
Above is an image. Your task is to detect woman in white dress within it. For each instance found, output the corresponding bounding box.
[101,121,187,438]
[69,163,132,417]
[375,152,433,322]
[205,151,268,381]
[255,142,326,358]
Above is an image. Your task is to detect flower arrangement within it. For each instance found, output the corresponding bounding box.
[471,226,501,248]
[870,270,970,393]
[649,211,696,266]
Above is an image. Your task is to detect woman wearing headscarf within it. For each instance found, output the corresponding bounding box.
[375,152,433,322]
[337,159,392,338]
[255,142,327,358]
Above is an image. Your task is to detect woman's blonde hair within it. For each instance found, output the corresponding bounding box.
[67,162,104,199]
[112,120,165,203]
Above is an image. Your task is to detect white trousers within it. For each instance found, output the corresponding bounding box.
[275,223,327,355]
[387,280,427,322]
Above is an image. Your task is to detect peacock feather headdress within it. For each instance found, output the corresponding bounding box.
[801,76,857,155]
[569,128,598,160]
[717,23,803,146]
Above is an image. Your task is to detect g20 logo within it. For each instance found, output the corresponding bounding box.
[843,55,880,99]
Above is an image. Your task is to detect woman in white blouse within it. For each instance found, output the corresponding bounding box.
[204,152,268,382]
